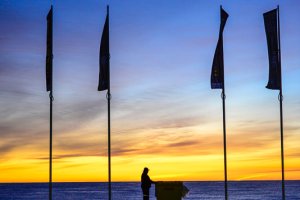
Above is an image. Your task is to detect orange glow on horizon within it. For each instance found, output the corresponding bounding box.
[1,0,300,184]
[1,133,300,183]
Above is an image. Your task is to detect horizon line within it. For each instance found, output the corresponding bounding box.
[1,180,299,184]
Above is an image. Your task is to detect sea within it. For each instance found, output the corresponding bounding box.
[0,181,299,200]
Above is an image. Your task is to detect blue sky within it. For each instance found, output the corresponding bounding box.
[0,0,300,181]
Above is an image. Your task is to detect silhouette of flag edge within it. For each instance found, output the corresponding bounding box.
[263,8,281,90]
[46,6,53,92]
[98,13,110,91]
[210,8,229,90]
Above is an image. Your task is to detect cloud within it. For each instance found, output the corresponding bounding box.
[1,0,300,182]
[0,142,18,157]
[167,140,199,148]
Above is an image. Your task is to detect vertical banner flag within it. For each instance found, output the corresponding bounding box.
[263,9,281,90]
[46,6,53,92]
[98,12,110,91]
[211,8,228,89]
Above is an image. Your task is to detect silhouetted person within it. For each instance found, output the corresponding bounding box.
[141,167,155,200]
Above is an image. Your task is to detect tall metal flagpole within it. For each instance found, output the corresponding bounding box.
[222,88,228,200]
[220,5,228,200]
[210,5,228,199]
[106,5,112,200]
[49,91,53,200]
[48,5,53,200]
[277,5,285,200]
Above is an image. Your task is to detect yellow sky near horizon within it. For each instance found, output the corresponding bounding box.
[1,124,300,182]
[1,0,300,183]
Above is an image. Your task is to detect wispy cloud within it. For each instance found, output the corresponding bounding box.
[1,0,300,182]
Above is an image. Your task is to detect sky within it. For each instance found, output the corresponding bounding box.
[0,0,300,183]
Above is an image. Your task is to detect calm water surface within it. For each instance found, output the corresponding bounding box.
[0,181,299,200]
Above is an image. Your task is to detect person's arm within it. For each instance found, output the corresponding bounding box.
[150,177,156,184]
[147,175,156,184]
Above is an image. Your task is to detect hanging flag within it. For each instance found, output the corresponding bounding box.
[46,6,53,92]
[211,7,228,89]
[263,8,281,90]
[98,12,110,91]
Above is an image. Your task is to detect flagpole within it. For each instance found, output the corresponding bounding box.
[107,75,111,200]
[48,5,53,200]
[222,88,228,200]
[277,5,285,200]
[49,91,53,200]
[219,6,228,200]
[106,5,112,200]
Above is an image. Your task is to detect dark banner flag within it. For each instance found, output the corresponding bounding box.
[211,7,228,89]
[263,8,281,90]
[46,6,53,92]
[98,12,110,91]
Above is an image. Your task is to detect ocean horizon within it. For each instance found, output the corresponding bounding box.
[0,180,299,199]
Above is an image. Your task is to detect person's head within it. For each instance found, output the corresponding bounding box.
[143,167,149,174]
